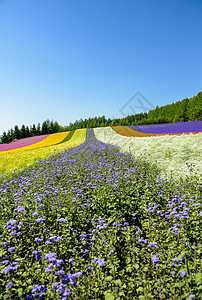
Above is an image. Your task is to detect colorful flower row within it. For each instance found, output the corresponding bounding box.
[0,135,51,152]
[0,129,87,176]
[129,120,202,134]
[111,126,157,137]
[0,132,70,155]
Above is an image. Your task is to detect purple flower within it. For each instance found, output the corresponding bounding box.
[49,236,63,243]
[6,220,17,229]
[34,237,43,242]
[35,217,45,223]
[180,272,186,278]
[138,237,147,243]
[15,206,25,212]
[74,271,82,277]
[135,229,142,235]
[178,257,184,262]
[58,218,67,222]
[171,258,178,262]
[44,267,51,273]
[68,258,74,263]
[1,260,9,264]
[31,284,45,293]
[36,253,42,260]
[152,254,161,263]
[1,265,13,274]
[32,212,39,217]
[54,259,64,266]
[109,250,114,255]
[52,282,58,288]
[55,270,65,276]
[45,241,52,245]
[149,242,158,248]
[44,251,57,262]
[8,247,15,252]
[189,295,195,299]
[6,282,14,289]
[129,121,202,134]
[96,259,106,266]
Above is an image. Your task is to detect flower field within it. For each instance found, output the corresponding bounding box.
[0,132,70,155]
[129,120,202,135]
[111,121,202,138]
[0,128,201,299]
[0,129,86,177]
[94,127,202,181]
[111,126,158,137]
[0,135,51,152]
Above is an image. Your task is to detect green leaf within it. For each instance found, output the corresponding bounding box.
[104,292,114,300]
[114,279,122,287]
[17,288,23,297]
[195,272,202,285]
[105,276,113,281]
[136,286,143,293]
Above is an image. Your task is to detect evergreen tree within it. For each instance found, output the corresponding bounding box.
[0,132,9,144]
[36,123,41,135]
[20,125,27,138]
[10,128,14,141]
[7,130,12,143]
[42,119,50,134]
[25,126,30,137]
[14,125,21,140]
[31,124,37,136]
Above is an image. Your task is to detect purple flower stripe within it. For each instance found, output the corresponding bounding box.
[0,134,50,152]
[129,120,202,134]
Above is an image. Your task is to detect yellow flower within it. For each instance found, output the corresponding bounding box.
[0,132,69,155]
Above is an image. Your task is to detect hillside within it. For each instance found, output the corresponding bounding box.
[1,92,202,144]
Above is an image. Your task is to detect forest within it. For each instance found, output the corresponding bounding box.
[1,91,201,144]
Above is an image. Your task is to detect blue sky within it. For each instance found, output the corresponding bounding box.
[0,0,202,133]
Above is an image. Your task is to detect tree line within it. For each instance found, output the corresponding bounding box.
[0,120,62,144]
[1,91,201,144]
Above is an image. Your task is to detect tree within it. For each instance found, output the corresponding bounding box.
[20,125,27,138]
[7,130,12,143]
[25,126,31,137]
[50,120,61,133]
[0,132,9,144]
[187,92,202,121]
[30,124,37,136]
[36,123,41,135]
[14,125,21,140]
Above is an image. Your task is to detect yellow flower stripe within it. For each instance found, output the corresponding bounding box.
[0,129,86,177]
[0,132,70,155]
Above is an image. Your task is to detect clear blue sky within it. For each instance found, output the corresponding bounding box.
[0,0,202,134]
